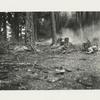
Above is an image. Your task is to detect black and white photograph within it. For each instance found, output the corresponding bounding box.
[0,11,100,90]
[1,0,100,99]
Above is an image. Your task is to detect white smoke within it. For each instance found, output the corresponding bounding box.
[61,28,85,44]
[61,22,100,46]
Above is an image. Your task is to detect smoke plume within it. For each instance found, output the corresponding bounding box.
[61,22,100,46]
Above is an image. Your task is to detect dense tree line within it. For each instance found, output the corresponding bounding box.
[0,12,100,45]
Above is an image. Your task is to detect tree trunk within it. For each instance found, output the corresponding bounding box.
[25,12,35,45]
[11,13,19,42]
[3,17,7,41]
[25,12,39,53]
[33,13,38,41]
[31,13,35,46]
[3,13,7,41]
[11,24,19,42]
[51,12,57,45]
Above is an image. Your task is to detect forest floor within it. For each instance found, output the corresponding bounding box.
[0,42,100,90]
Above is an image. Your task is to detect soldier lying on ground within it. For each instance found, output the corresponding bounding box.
[57,37,69,46]
[82,39,99,54]
[87,45,98,54]
[82,40,91,51]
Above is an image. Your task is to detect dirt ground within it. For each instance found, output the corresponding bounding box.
[0,43,100,90]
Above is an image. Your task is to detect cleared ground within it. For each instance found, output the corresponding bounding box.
[0,44,100,90]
